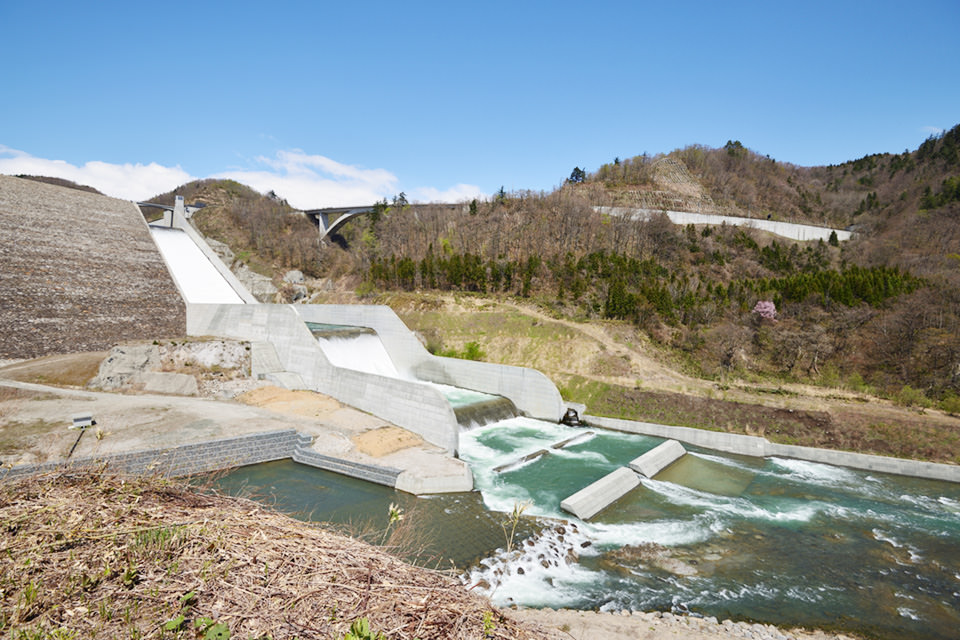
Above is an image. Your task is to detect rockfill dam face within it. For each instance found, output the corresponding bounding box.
[0,175,186,359]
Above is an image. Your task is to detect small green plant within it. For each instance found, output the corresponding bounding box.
[121,565,140,588]
[894,385,933,408]
[482,611,496,638]
[341,618,384,640]
[462,341,485,361]
[194,617,230,639]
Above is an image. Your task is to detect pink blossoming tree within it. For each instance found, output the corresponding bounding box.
[752,300,777,321]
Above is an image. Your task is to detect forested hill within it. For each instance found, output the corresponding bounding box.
[148,124,960,406]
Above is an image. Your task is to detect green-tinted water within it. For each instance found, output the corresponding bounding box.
[209,459,536,569]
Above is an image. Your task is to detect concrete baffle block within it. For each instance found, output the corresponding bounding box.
[560,467,640,520]
[629,440,686,478]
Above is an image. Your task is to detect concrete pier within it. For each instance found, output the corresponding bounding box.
[629,440,687,478]
[560,467,640,520]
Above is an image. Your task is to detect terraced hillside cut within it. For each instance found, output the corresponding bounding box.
[0,175,186,358]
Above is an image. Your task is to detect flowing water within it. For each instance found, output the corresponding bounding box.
[256,326,960,638]
[459,418,960,640]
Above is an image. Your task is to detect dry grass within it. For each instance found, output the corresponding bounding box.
[0,352,107,387]
[0,471,552,640]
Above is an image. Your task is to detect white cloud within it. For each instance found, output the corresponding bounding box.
[0,145,482,210]
[0,145,194,201]
[409,183,486,204]
[214,150,398,209]
[922,126,945,137]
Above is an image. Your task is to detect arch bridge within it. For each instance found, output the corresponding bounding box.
[303,206,375,241]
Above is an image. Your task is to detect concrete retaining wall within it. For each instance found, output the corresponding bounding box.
[187,304,460,454]
[295,305,565,421]
[597,207,853,243]
[0,430,302,482]
[292,434,401,487]
[587,415,960,484]
[0,430,414,491]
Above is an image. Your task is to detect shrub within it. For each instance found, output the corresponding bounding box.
[939,393,960,415]
[894,385,933,408]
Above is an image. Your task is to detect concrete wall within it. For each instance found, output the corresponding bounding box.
[0,430,411,490]
[629,440,686,478]
[0,430,302,482]
[587,415,960,484]
[560,467,640,520]
[295,305,565,421]
[597,207,852,243]
[187,303,460,454]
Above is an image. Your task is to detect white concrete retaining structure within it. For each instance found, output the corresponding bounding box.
[560,467,640,520]
[596,207,853,243]
[188,303,461,454]
[294,305,565,422]
[587,415,960,484]
[629,440,686,478]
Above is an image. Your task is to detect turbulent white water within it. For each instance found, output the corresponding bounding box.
[316,333,404,377]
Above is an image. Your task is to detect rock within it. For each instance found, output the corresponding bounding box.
[283,270,305,284]
[205,237,235,265]
[141,371,198,395]
[88,344,160,389]
[290,284,308,302]
[234,263,277,302]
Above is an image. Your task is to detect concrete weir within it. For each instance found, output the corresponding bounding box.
[560,467,640,520]
[629,439,687,478]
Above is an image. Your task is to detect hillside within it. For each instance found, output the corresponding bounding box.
[144,125,960,414]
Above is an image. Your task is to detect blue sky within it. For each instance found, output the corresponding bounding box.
[1,1,957,208]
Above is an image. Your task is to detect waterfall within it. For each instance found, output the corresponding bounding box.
[313,329,518,425]
[316,333,402,378]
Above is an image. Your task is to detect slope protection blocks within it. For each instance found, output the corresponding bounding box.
[0,176,186,358]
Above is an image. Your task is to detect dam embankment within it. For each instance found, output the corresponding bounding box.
[0,175,186,359]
